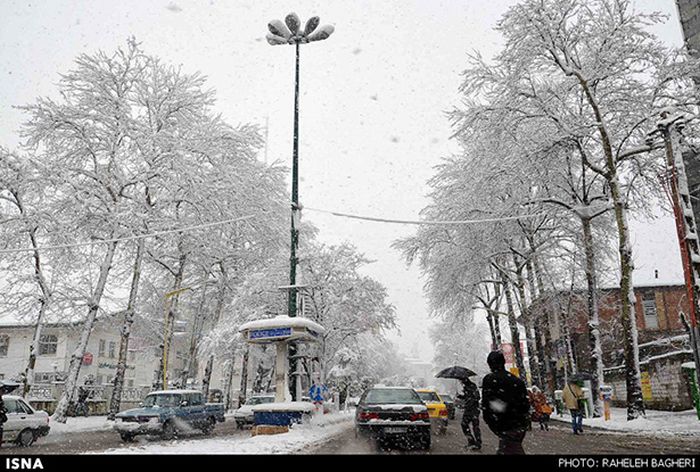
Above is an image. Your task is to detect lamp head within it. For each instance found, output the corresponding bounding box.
[267,14,333,45]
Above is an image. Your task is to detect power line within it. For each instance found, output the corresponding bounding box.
[303,206,547,226]
[0,214,256,255]
[0,206,549,255]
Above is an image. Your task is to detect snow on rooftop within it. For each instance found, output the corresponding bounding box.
[238,316,325,334]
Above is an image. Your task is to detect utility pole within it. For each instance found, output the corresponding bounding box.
[658,113,700,409]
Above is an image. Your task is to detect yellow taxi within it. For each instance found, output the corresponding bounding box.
[415,388,448,435]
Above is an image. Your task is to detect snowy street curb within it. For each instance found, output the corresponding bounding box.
[549,410,700,437]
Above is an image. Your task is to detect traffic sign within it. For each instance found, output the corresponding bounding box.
[249,327,292,341]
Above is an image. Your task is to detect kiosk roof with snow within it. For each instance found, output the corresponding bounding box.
[238,315,324,344]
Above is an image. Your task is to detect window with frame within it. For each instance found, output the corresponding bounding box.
[38,334,58,356]
[642,293,659,329]
[0,335,9,357]
[108,341,116,358]
[98,339,105,357]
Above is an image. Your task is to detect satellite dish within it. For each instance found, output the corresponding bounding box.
[268,19,291,39]
[285,12,301,35]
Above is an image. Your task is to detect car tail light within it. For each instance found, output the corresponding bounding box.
[358,411,379,421]
[409,411,429,421]
[439,409,448,417]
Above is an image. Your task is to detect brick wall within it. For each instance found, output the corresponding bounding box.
[603,351,694,411]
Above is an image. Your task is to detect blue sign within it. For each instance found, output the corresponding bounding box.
[249,327,292,340]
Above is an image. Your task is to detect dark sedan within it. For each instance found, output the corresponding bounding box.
[355,387,431,450]
[439,393,456,420]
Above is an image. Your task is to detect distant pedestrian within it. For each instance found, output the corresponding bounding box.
[481,351,530,455]
[528,385,552,431]
[457,377,481,451]
[0,393,7,447]
[562,380,585,434]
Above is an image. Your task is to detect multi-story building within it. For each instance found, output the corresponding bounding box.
[534,283,694,410]
[0,315,246,412]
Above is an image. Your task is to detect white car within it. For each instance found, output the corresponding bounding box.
[3,395,50,447]
[233,395,275,428]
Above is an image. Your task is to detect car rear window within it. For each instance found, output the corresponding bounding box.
[417,391,441,402]
[363,388,422,405]
[248,397,274,405]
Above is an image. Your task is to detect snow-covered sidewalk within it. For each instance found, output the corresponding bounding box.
[551,408,700,436]
[97,410,354,454]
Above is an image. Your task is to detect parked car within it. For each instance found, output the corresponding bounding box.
[113,389,225,442]
[2,395,50,447]
[355,386,431,450]
[233,394,275,428]
[415,388,449,434]
[439,393,456,420]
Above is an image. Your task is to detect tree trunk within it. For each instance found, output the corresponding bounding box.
[223,355,236,411]
[160,249,187,390]
[108,238,145,419]
[238,345,249,409]
[201,266,227,399]
[16,201,52,398]
[581,216,604,417]
[182,276,210,388]
[578,74,644,420]
[52,240,118,423]
[610,175,645,419]
[486,311,498,350]
[513,254,542,387]
[500,270,527,382]
[526,258,549,392]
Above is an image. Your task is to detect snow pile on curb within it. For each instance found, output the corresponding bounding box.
[98,410,354,454]
[551,408,700,436]
[49,416,115,435]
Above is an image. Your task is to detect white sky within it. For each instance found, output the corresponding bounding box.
[0,0,688,362]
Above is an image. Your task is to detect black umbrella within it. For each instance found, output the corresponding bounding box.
[435,366,477,380]
[0,380,19,395]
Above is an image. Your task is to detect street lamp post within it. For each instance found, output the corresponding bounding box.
[266,13,334,401]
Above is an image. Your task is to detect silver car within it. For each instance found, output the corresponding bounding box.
[233,395,275,428]
[3,395,50,447]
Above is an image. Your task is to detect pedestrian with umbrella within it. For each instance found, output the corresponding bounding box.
[436,365,481,451]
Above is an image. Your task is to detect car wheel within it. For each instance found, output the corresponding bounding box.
[201,417,216,435]
[16,429,35,447]
[120,433,135,443]
[162,420,177,440]
[420,433,431,451]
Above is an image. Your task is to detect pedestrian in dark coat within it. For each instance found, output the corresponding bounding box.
[0,393,7,447]
[458,377,481,450]
[481,351,531,455]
